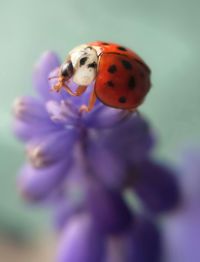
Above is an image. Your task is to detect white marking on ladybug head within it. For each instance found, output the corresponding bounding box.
[68,45,98,86]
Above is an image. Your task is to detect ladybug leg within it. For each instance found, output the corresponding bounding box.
[79,89,97,113]
[62,84,87,96]
[62,84,78,96]
[74,85,87,96]
[51,76,70,93]
[52,79,87,97]
[51,78,63,92]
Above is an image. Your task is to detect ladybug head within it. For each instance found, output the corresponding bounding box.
[61,45,99,86]
[61,45,98,86]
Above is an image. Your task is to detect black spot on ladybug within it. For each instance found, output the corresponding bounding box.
[88,61,97,68]
[128,76,136,90]
[121,60,132,70]
[107,80,115,87]
[101,42,109,45]
[118,96,127,103]
[118,46,127,51]
[80,57,88,66]
[108,65,117,74]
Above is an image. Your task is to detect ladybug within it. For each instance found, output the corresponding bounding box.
[51,41,151,112]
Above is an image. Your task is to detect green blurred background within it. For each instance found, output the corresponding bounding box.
[0,0,199,235]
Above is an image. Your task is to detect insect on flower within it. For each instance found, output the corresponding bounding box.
[50,41,151,112]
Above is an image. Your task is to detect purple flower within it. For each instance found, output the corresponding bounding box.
[163,149,200,262]
[57,213,161,262]
[57,214,105,262]
[132,160,180,214]
[106,216,161,262]
[13,51,180,262]
[13,51,156,201]
[85,179,133,234]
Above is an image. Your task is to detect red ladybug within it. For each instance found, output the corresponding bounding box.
[51,41,151,112]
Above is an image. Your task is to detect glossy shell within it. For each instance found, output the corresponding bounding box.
[89,41,151,109]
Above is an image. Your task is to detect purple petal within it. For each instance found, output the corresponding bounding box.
[46,99,80,126]
[82,105,133,129]
[18,159,71,202]
[178,148,200,207]
[85,114,154,189]
[128,217,161,262]
[57,214,105,262]
[105,115,154,163]
[13,96,49,120]
[105,235,129,262]
[106,217,161,262]
[86,143,127,189]
[86,180,133,234]
[12,96,59,142]
[26,129,78,168]
[33,51,62,100]
[53,197,84,231]
[86,115,154,169]
[51,159,88,231]
[133,160,180,214]
[163,206,200,262]
[12,119,58,142]
[163,148,200,262]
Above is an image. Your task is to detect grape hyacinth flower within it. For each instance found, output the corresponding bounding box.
[13,51,180,262]
[163,148,200,262]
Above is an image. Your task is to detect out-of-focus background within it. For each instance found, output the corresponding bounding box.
[0,0,199,260]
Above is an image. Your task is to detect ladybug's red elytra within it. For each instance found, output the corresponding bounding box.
[51,41,151,112]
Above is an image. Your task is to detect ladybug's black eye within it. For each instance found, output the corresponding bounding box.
[61,61,74,77]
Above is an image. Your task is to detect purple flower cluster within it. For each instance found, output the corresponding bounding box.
[13,52,180,262]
